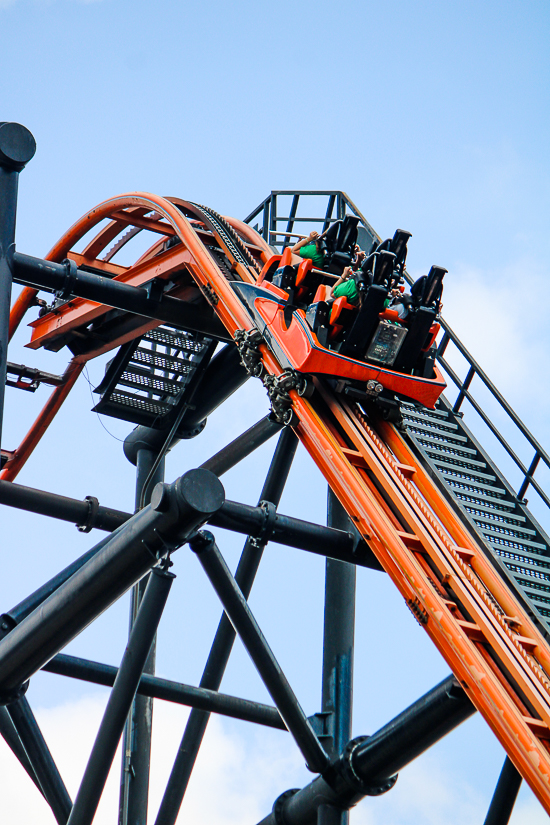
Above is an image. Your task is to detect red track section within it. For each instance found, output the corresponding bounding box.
[7,193,550,812]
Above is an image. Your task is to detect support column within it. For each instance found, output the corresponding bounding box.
[0,123,36,449]
[119,449,165,825]
[154,427,297,825]
[318,490,356,825]
[483,756,522,825]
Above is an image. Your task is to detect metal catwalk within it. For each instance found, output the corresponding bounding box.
[1,123,549,824]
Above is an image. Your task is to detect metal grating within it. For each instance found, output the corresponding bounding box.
[92,324,214,429]
[401,398,550,629]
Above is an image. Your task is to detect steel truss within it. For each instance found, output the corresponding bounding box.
[0,123,549,825]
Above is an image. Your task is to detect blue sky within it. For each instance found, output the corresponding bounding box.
[1,0,550,822]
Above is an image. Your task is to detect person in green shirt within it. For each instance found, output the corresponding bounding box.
[331,266,360,305]
[291,230,326,268]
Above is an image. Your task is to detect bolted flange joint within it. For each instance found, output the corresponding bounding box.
[337,735,398,798]
[272,789,301,825]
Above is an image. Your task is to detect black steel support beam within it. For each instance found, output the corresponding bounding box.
[119,449,165,825]
[211,500,360,561]
[322,492,356,761]
[256,676,475,825]
[0,480,361,562]
[191,531,330,775]
[315,492,357,825]
[2,533,117,630]
[7,696,72,824]
[201,416,282,477]
[0,705,44,795]
[0,478,129,532]
[11,251,231,341]
[0,469,224,699]
[67,568,173,825]
[0,123,36,449]
[42,653,285,729]
[483,756,522,825]
[155,427,298,825]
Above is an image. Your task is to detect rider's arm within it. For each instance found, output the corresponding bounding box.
[331,267,352,297]
[291,231,319,255]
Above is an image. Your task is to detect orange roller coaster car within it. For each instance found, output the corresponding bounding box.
[232,247,446,412]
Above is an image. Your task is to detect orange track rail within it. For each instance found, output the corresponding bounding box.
[6,194,550,811]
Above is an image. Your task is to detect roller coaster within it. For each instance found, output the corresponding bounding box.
[1,122,550,824]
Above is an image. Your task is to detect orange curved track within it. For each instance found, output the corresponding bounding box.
[7,192,550,813]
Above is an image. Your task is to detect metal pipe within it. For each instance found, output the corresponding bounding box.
[483,756,522,825]
[317,805,343,825]
[119,449,165,825]
[0,479,359,559]
[256,676,474,825]
[0,478,129,532]
[0,123,35,449]
[42,653,285,729]
[3,533,119,629]
[67,568,173,825]
[211,500,357,559]
[322,492,356,760]
[7,696,72,824]
[155,428,298,825]
[0,704,44,796]
[11,251,230,341]
[200,415,282,477]
[191,531,329,775]
[0,469,224,698]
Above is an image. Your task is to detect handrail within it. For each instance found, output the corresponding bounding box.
[244,191,550,511]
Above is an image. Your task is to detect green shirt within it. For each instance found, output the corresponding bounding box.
[333,278,359,305]
[298,243,325,268]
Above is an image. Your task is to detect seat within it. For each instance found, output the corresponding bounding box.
[328,296,357,341]
[295,258,327,304]
[312,283,332,304]
[337,283,389,358]
[272,246,298,291]
[410,265,447,311]
[321,215,360,275]
[393,266,447,373]
[359,228,412,290]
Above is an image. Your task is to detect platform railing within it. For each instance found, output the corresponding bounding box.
[244,191,550,516]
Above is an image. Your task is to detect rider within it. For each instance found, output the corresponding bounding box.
[329,246,366,306]
[291,230,326,268]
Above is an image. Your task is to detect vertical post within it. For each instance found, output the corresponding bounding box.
[0,122,36,449]
[270,193,277,247]
[154,427,298,825]
[319,489,356,825]
[483,756,522,825]
[119,449,165,825]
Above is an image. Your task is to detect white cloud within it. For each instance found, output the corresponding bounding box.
[435,254,550,418]
[0,694,305,824]
[0,695,547,824]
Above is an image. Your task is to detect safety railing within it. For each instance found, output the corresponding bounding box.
[244,191,550,516]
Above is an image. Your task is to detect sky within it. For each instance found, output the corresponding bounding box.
[1,0,550,822]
